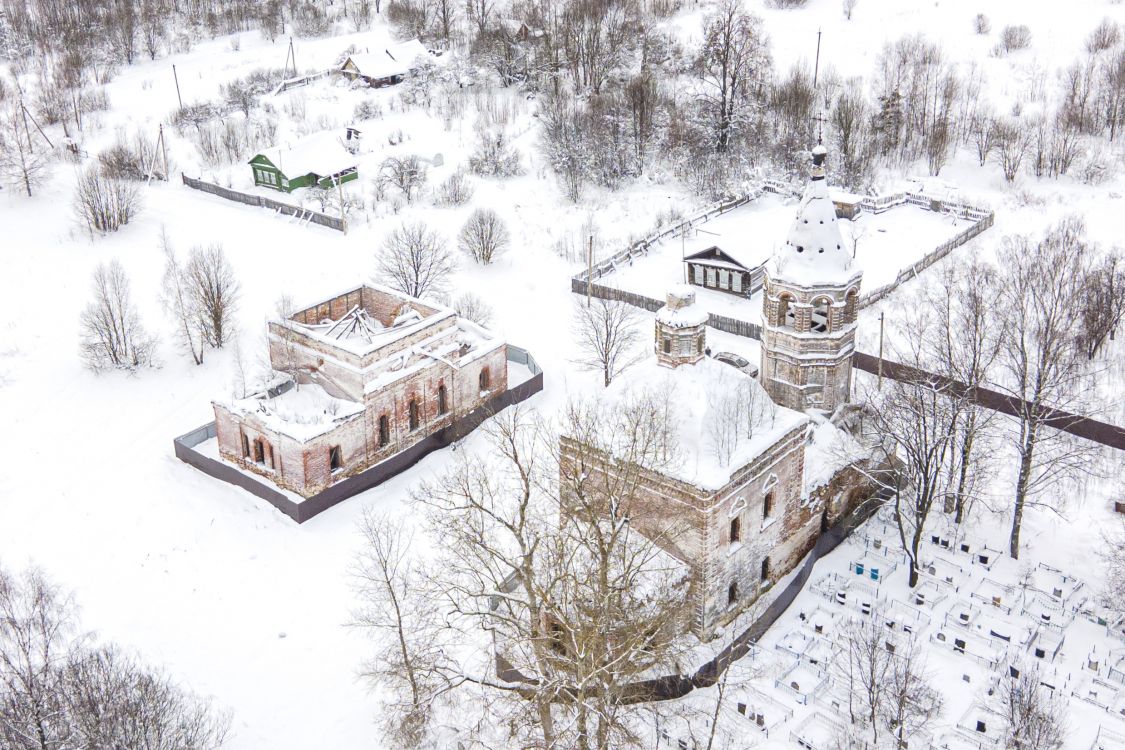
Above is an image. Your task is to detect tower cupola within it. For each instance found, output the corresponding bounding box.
[655,285,708,368]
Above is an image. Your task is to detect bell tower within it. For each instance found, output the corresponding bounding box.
[760,145,862,413]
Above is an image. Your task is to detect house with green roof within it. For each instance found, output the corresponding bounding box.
[249,131,359,193]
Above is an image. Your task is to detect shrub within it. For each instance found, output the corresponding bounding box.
[75,166,141,232]
[353,100,382,121]
[293,2,331,37]
[973,13,991,35]
[434,171,473,206]
[468,124,522,177]
[1086,18,1121,53]
[458,207,510,264]
[997,24,1032,54]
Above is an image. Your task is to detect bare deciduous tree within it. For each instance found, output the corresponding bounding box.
[186,244,240,348]
[0,563,230,750]
[994,663,1068,750]
[379,154,427,203]
[74,166,141,233]
[0,103,52,197]
[697,0,771,153]
[998,217,1100,559]
[993,118,1030,183]
[79,260,155,372]
[159,230,206,365]
[376,221,455,299]
[458,207,510,264]
[1079,248,1125,359]
[352,512,451,749]
[451,291,493,327]
[572,297,644,387]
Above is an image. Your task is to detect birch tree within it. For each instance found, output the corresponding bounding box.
[997,217,1100,559]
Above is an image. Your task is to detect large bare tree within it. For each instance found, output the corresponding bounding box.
[696,0,770,153]
[375,221,456,299]
[997,217,1100,559]
[572,297,645,387]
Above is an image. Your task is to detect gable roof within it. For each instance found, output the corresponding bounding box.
[342,39,430,80]
[683,245,759,271]
[252,131,356,179]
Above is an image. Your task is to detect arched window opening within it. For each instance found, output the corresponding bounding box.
[378,414,390,447]
[437,384,448,415]
[729,516,741,544]
[408,399,420,431]
[479,367,491,391]
[811,298,830,333]
[728,581,739,605]
[761,557,770,582]
[763,492,774,520]
[845,289,859,324]
[329,446,343,472]
[778,295,796,329]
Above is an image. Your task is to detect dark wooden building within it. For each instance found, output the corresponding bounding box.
[683,246,763,297]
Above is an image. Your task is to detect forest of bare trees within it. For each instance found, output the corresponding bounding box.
[0,562,230,750]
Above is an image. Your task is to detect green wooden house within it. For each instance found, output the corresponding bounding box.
[249,131,359,193]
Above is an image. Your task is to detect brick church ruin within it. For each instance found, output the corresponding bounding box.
[563,147,872,637]
[212,285,508,497]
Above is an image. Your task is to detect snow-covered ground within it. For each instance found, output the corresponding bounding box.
[601,192,974,323]
[2,0,1125,747]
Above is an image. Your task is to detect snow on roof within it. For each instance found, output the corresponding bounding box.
[656,285,709,328]
[255,131,356,178]
[802,417,866,495]
[344,38,431,80]
[600,356,808,491]
[362,317,504,395]
[229,383,364,443]
[770,146,863,288]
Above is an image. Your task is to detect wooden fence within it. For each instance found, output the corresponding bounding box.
[571,180,994,317]
[859,211,995,309]
[181,173,345,232]
[272,69,332,95]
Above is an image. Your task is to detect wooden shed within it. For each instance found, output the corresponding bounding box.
[249,131,358,193]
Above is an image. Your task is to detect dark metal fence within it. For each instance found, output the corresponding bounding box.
[181,174,345,232]
[174,346,544,523]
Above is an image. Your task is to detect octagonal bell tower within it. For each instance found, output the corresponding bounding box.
[760,145,863,413]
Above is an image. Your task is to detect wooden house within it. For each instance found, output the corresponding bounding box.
[248,131,358,193]
[683,245,763,297]
[831,190,865,220]
[339,39,431,88]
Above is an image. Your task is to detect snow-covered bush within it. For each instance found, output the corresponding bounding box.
[434,171,473,206]
[451,292,493,327]
[843,0,857,20]
[79,260,155,371]
[1086,18,1121,53]
[353,99,382,122]
[74,166,141,233]
[468,122,522,177]
[766,0,807,7]
[973,13,991,34]
[221,68,287,116]
[458,207,510,264]
[97,131,159,181]
[996,24,1032,55]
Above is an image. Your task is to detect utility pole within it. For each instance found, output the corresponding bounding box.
[877,311,885,389]
[286,37,298,76]
[813,29,822,89]
[172,64,183,109]
[338,175,348,234]
[586,235,593,307]
[160,124,169,180]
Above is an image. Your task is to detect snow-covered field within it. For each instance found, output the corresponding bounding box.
[2,0,1125,747]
